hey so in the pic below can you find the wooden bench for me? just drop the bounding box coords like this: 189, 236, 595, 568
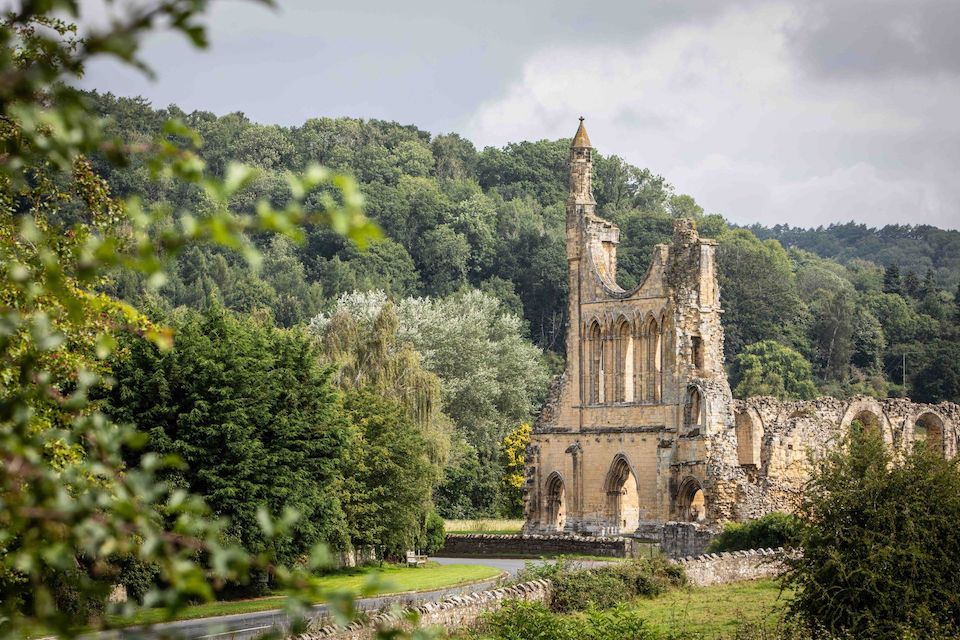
406, 550, 428, 567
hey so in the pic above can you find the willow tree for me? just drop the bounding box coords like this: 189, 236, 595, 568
312, 296, 452, 472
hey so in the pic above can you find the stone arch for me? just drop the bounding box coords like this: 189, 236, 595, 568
840, 400, 893, 446
675, 476, 706, 522
588, 320, 603, 404
735, 408, 762, 466
603, 454, 641, 534
544, 471, 566, 532
613, 316, 633, 403
683, 385, 705, 435
913, 412, 946, 457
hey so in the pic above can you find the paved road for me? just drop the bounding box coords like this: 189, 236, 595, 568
99, 557, 613, 640
100, 559, 523, 640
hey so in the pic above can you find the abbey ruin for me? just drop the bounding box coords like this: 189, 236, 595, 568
522, 119, 960, 535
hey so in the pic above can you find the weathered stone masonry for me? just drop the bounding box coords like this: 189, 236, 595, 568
524, 119, 959, 533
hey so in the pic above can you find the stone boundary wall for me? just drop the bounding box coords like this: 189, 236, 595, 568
298, 548, 783, 639
635, 521, 718, 558
298, 579, 552, 640
440, 533, 636, 558
674, 547, 785, 587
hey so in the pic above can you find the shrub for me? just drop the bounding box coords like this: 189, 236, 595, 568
478, 600, 655, 640
707, 512, 801, 553
117, 556, 161, 604
46, 567, 107, 622
513, 556, 583, 583
783, 425, 960, 639
550, 557, 684, 613
419, 510, 446, 554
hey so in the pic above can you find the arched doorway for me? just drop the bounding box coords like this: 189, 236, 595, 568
604, 455, 640, 534
676, 476, 706, 522
544, 472, 566, 532
914, 412, 945, 456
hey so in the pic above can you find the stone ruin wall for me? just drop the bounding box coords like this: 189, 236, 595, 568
524, 120, 960, 534
709, 396, 960, 521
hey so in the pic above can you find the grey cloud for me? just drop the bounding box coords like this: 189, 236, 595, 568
71, 0, 960, 229
787, 0, 960, 78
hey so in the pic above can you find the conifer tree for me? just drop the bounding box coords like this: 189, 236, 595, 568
109, 303, 355, 564
882, 263, 901, 295
903, 270, 922, 298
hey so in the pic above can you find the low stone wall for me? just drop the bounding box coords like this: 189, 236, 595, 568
298, 579, 552, 640
298, 547, 783, 639
655, 521, 718, 558
440, 533, 636, 558
674, 547, 784, 587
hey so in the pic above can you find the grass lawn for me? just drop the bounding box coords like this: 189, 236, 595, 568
444, 519, 524, 534
628, 579, 791, 637
111, 562, 503, 628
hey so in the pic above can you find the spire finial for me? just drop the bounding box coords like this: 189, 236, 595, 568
571, 116, 592, 149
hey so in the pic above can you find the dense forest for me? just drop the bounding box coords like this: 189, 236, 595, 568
83, 91, 960, 526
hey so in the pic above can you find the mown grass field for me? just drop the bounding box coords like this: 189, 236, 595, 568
112, 562, 503, 627
626, 579, 790, 637
444, 519, 525, 534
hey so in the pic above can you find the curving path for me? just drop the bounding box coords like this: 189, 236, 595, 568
99, 561, 506, 640
96, 557, 608, 640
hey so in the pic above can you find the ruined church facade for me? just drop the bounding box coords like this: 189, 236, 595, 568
523, 120, 960, 535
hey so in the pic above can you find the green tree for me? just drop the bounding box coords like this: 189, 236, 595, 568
809, 288, 856, 381
310, 295, 452, 471
784, 426, 960, 638
433, 438, 500, 517
730, 341, 818, 400
431, 133, 477, 181
851, 306, 886, 372
499, 423, 531, 518
882, 263, 901, 294
107, 304, 354, 564
342, 390, 435, 559
912, 341, 960, 403
417, 224, 470, 296
717, 231, 806, 358
903, 270, 921, 298
954, 283, 960, 323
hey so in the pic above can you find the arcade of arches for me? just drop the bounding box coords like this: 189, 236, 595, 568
523, 119, 960, 535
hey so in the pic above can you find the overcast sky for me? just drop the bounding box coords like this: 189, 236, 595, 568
74, 0, 960, 230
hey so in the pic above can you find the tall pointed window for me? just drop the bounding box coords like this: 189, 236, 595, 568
589, 321, 603, 404
645, 317, 660, 403
614, 319, 633, 403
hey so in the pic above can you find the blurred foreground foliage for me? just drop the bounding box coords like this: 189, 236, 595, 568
0, 2, 432, 638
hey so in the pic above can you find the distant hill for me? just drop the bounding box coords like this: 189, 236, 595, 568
84, 91, 960, 403
746, 222, 960, 290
